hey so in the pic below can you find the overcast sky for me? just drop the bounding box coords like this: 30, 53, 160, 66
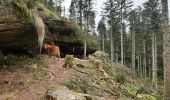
62, 0, 170, 26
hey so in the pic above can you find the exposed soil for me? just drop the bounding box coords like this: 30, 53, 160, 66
0, 58, 73, 100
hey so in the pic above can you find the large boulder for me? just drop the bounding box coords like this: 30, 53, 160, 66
45, 85, 106, 100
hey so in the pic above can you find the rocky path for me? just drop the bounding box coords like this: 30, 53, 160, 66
2, 58, 73, 100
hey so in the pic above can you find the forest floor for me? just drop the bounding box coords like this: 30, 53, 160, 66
0, 56, 73, 100
0, 52, 164, 100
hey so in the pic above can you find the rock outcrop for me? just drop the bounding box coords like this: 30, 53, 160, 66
0, 0, 97, 56
0, 4, 36, 51
46, 86, 106, 100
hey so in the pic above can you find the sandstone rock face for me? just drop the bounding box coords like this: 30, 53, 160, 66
0, 3, 36, 51
0, 1, 97, 56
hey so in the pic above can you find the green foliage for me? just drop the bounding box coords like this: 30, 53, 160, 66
39, 95, 45, 100
135, 94, 157, 100
30, 66, 47, 80
65, 55, 74, 67
36, 2, 60, 20
60, 16, 68, 21
113, 72, 127, 84
66, 81, 79, 91
103, 64, 114, 76
91, 51, 109, 61
137, 85, 154, 95
69, 20, 98, 48
124, 83, 139, 96
86, 34, 99, 48
96, 78, 110, 88
135, 78, 163, 99
11, 0, 32, 22
69, 0, 96, 31
152, 94, 163, 100
69, 20, 85, 41
46, 84, 58, 91
65, 80, 88, 93
35, 54, 49, 63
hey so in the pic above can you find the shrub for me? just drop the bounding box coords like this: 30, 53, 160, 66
92, 51, 109, 60
65, 55, 74, 67
65, 80, 88, 93
124, 83, 139, 96
69, 20, 98, 48
113, 72, 127, 84
136, 85, 154, 95
103, 64, 114, 76
114, 64, 133, 77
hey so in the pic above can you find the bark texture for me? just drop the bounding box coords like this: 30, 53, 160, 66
161, 0, 170, 99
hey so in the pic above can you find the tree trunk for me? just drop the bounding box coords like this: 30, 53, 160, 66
137, 54, 140, 75
120, 2, 124, 65
124, 49, 126, 65
79, 0, 83, 29
155, 35, 158, 89
161, 0, 170, 98
115, 44, 119, 63
79, 0, 86, 59
162, 2, 170, 100
120, 16, 124, 65
143, 41, 147, 77
84, 40, 87, 59
152, 32, 157, 88
102, 35, 105, 52
132, 31, 136, 75
152, 32, 155, 82
110, 21, 113, 64
139, 55, 142, 78
148, 58, 151, 78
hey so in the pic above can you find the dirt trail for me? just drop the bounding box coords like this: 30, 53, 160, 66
0, 58, 73, 100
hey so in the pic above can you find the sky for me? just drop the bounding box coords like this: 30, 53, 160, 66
62, 0, 170, 27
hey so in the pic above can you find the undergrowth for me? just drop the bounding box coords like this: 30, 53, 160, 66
65, 80, 88, 93
113, 72, 127, 84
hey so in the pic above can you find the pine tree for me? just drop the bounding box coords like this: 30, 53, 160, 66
55, 0, 64, 16
103, 0, 132, 64
103, 0, 120, 63
129, 9, 136, 75
97, 16, 106, 52
118, 0, 133, 65
69, 0, 95, 59
143, 0, 161, 87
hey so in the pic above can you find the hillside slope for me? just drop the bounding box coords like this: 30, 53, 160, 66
0, 51, 163, 100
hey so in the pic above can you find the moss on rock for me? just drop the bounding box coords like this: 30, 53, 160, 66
11, 0, 32, 22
